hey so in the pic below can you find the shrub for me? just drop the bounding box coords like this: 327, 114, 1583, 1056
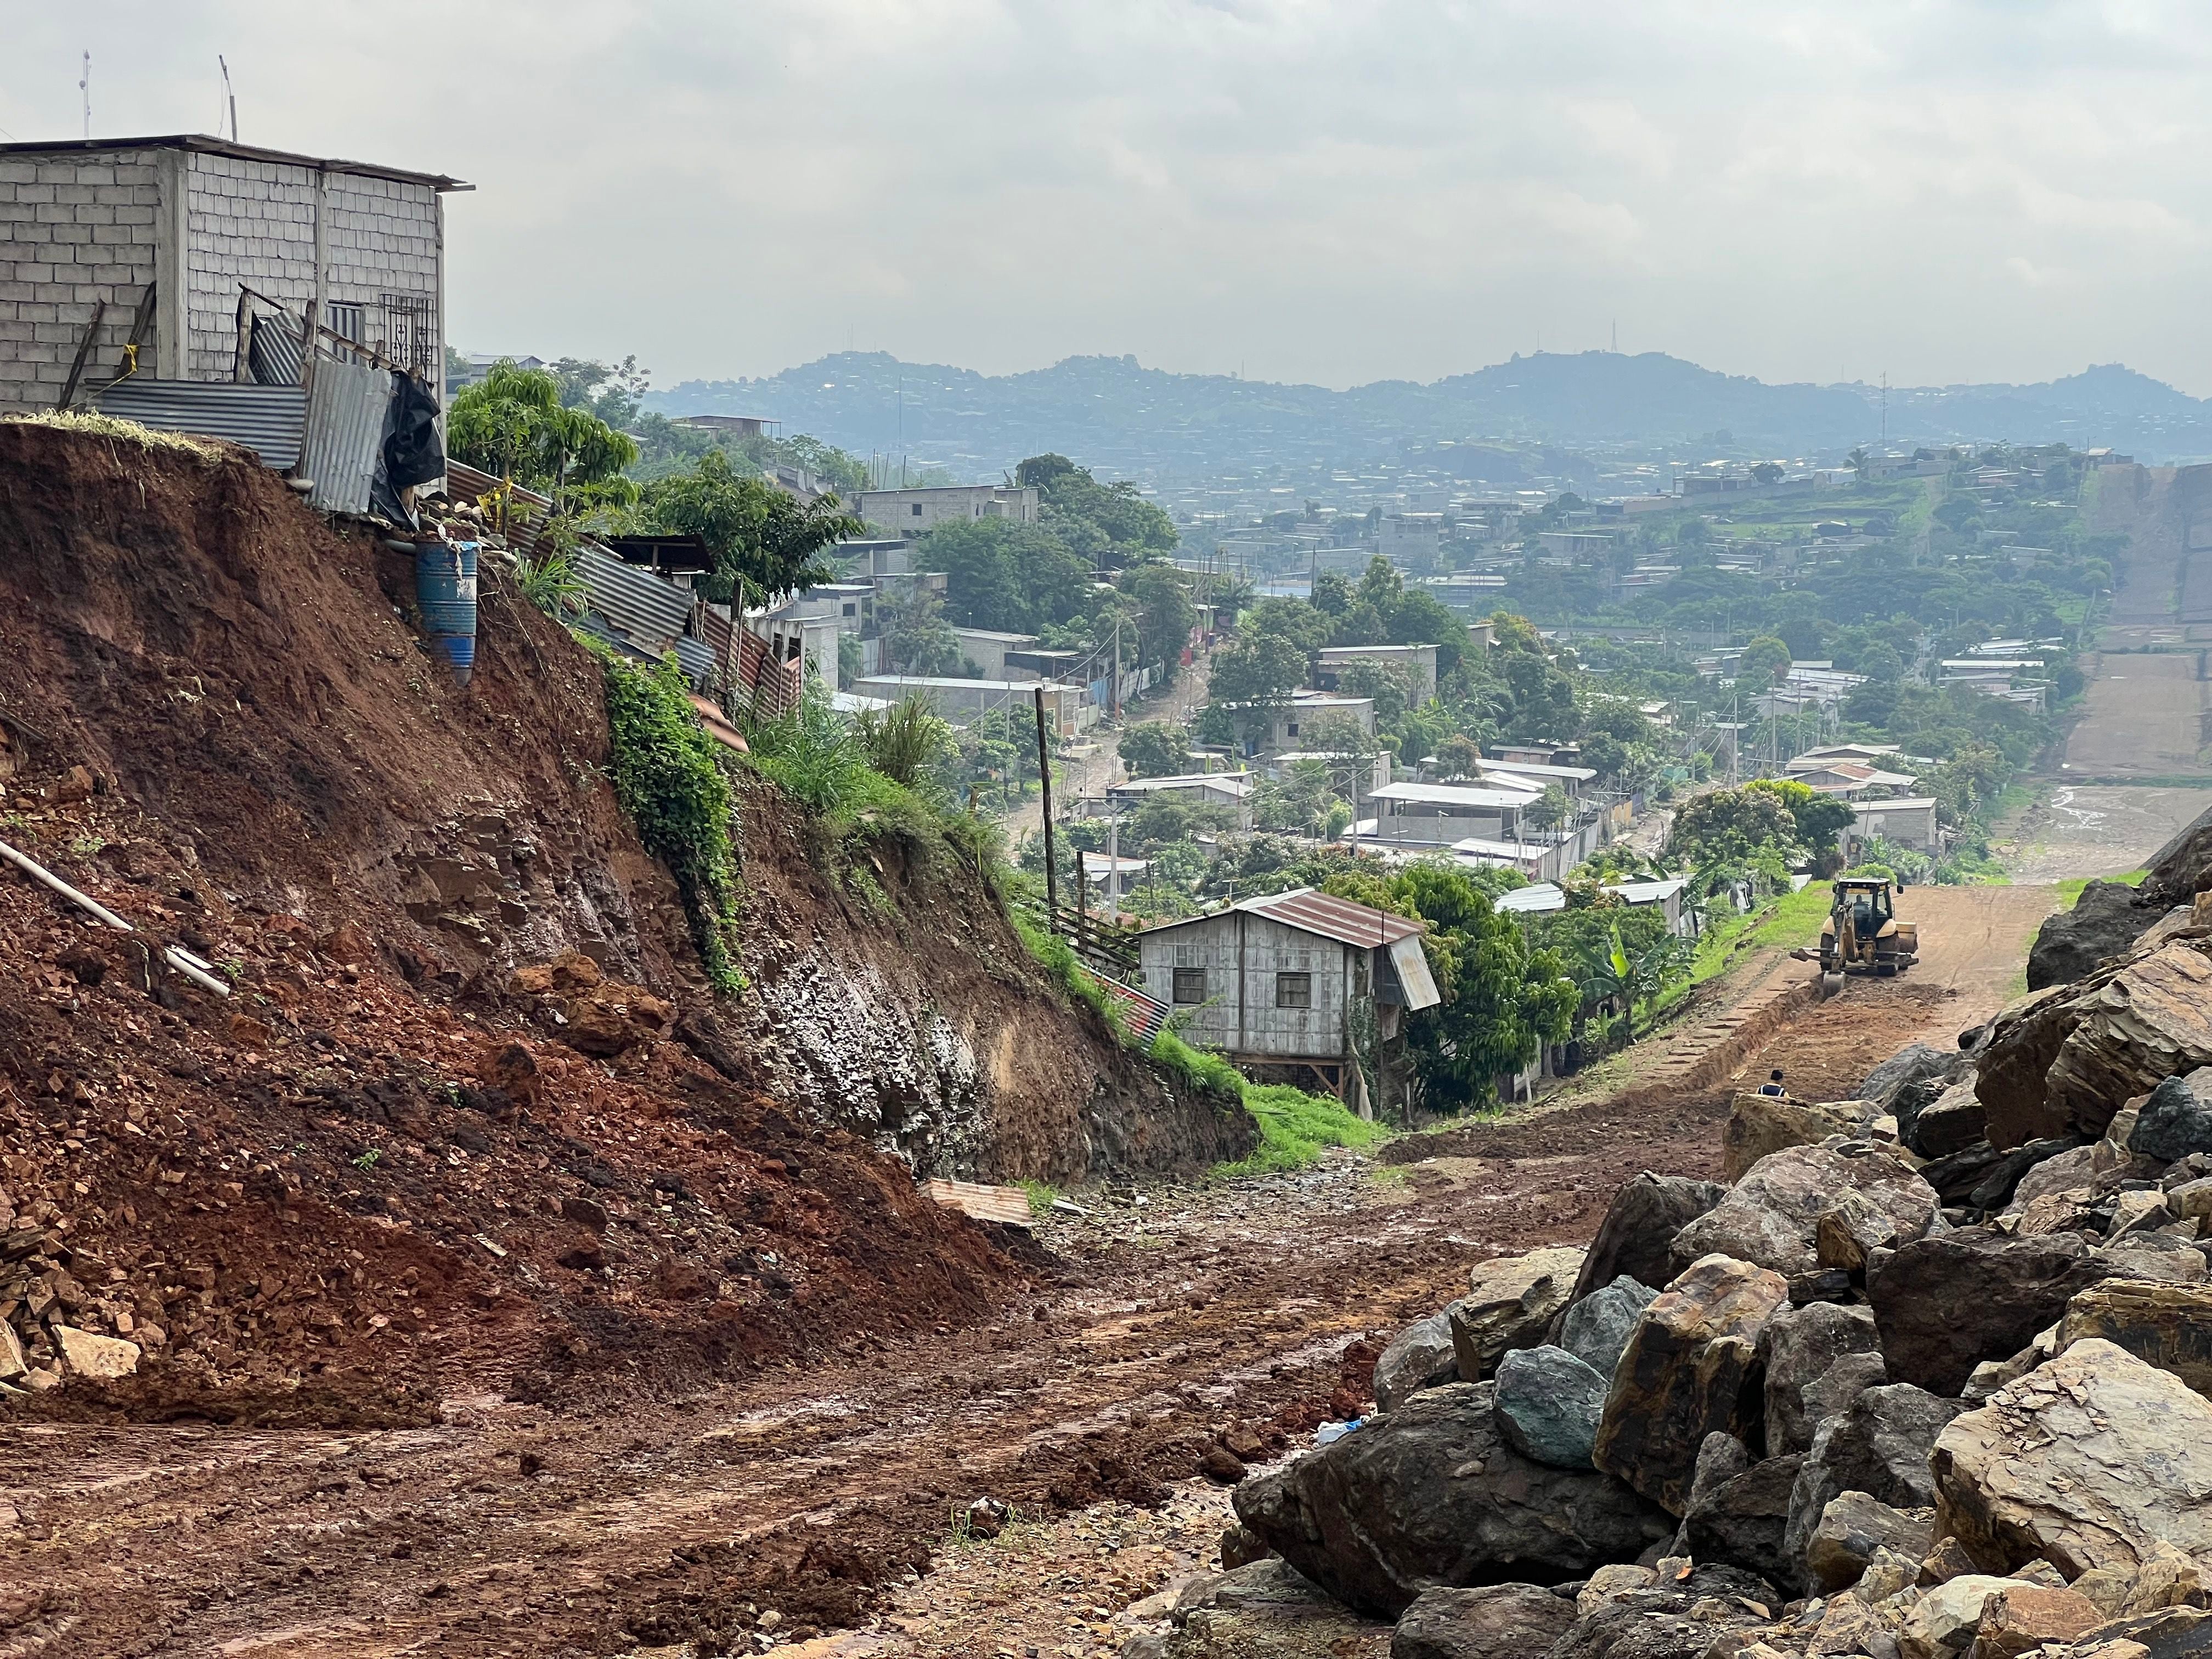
1213, 1082, 1388, 1177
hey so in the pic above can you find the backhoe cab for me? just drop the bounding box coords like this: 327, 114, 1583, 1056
1791, 877, 1918, 997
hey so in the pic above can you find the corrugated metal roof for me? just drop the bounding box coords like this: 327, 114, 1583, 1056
674, 634, 716, 689
246, 311, 303, 386
1239, 887, 1424, 947
577, 544, 693, 654
302, 355, 390, 515
92, 380, 305, 468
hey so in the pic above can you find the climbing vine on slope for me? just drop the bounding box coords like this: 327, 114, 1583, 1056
590, 645, 746, 995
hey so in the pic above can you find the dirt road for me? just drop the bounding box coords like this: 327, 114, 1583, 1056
999, 654, 1214, 840
1998, 783, 2212, 882
1, 884, 2058, 1658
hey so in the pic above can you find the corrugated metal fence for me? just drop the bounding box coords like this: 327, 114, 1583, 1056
91, 380, 307, 469
301, 357, 390, 515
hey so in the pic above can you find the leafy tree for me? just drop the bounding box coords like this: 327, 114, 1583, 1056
1312, 570, 1352, 616
1116, 562, 1198, 681
1319, 862, 1577, 1113
1210, 629, 1308, 707
878, 586, 961, 675
1015, 453, 1177, 563
1745, 777, 1855, 855
1438, 733, 1483, 778
1119, 721, 1190, 778
551, 355, 651, 428
641, 450, 861, 604
1523, 783, 1572, 833
1737, 635, 1793, 687
1299, 712, 1379, 755
449, 359, 640, 508
1749, 461, 1784, 485
1666, 785, 1801, 866
915, 518, 1094, 634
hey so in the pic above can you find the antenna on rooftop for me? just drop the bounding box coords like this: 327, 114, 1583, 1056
80, 52, 91, 138
219, 55, 238, 140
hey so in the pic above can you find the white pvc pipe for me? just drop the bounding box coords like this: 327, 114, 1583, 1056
0, 836, 230, 997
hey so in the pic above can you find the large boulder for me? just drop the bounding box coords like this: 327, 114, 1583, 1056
1898, 1573, 2028, 1659
1912, 1078, 1994, 1161
1967, 1581, 2108, 1659
1591, 1254, 1790, 1514
1560, 1276, 1658, 1381
1801, 1350, 1889, 1429
1977, 945, 2212, 1149
1759, 1301, 1881, 1455
1679, 1447, 1804, 1593
1390, 1583, 1575, 1659
1493, 1345, 1607, 1470
1785, 1383, 1966, 1584
1723, 1093, 1866, 1182
1376, 1313, 1461, 1413
1565, 1175, 1729, 1302
1233, 1380, 1674, 1619
1932, 1338, 2212, 1578
2143, 799, 2212, 904
1870, 1229, 2123, 1396
1967, 1138, 2089, 1212
1670, 1142, 1940, 1279
1448, 1246, 1585, 1382
1860, 1042, 1966, 1116
2057, 1279, 2212, 1396
2129, 1068, 2212, 1164
1805, 1492, 1936, 1593
2004, 1146, 2100, 1215
2027, 881, 2159, 992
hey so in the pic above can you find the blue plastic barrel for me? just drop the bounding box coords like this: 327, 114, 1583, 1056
415, 541, 479, 687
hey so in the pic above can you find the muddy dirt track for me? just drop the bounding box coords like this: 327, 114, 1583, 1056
0, 884, 2058, 1659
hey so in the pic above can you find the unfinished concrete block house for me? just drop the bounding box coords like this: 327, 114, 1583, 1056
0, 134, 465, 416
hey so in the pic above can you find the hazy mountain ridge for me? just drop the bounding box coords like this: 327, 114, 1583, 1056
646, 350, 2212, 476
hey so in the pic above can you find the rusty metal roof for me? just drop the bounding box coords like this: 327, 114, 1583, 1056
1141, 886, 1421, 949
1239, 887, 1424, 947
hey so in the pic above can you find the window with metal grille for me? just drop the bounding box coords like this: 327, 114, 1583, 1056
1275, 971, 1312, 1009
375, 291, 438, 377
1172, 968, 1207, 1005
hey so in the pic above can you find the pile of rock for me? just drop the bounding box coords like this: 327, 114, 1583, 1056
1164, 806, 2212, 1659
0, 1216, 147, 1394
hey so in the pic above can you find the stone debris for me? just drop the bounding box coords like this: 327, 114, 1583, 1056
1447, 1246, 1587, 1383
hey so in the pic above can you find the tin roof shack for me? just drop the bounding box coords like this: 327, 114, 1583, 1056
1316, 643, 1439, 703
1138, 888, 1439, 1114
0, 134, 465, 415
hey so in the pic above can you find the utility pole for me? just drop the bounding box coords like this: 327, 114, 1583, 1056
1033, 686, 1058, 927
80, 52, 92, 138
1111, 615, 1121, 720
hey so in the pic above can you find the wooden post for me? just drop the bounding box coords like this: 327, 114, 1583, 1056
1033, 685, 1058, 926
54, 298, 107, 410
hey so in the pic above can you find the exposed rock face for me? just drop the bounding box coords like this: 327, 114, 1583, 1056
1807, 1492, 1936, 1594
2027, 881, 2158, 992
2005, 1146, 2100, 1215
1724, 1094, 1867, 1182
2144, 800, 2212, 903
1566, 1175, 1729, 1302
1977, 945, 2212, 1149
1967, 1582, 2107, 1659
1592, 1254, 1790, 1514
2057, 1279, 2212, 1395
2128, 1068, 2212, 1163
1233, 1381, 1674, 1618
1899, 1574, 2023, 1659
1561, 1276, 1658, 1381
1493, 1345, 1608, 1470
1670, 1143, 1939, 1280
1786, 1384, 1966, 1585
1931, 1339, 2212, 1577
1870, 1230, 2121, 1397
1760, 1301, 1882, 1455
1375, 1312, 1461, 1413
1449, 1247, 1585, 1383
1389, 1583, 1576, 1659
1801, 1350, 1888, 1429
1679, 1448, 1803, 1593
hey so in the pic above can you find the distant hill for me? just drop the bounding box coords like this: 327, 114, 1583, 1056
646, 351, 2212, 478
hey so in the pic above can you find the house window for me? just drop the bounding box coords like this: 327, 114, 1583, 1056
911, 503, 924, 517
326, 302, 364, 343
1172, 968, 1207, 1005
1275, 971, 1312, 1009
1285, 722, 1300, 737
842, 603, 857, 617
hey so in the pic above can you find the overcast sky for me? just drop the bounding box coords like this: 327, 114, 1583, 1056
8, 2, 2212, 394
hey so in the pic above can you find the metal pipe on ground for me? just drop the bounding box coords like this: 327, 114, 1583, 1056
0, 836, 231, 997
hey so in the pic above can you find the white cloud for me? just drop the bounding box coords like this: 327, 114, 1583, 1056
4, 0, 2212, 390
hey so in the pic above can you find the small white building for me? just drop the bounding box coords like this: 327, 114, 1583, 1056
952, 627, 1040, 680
852, 674, 1087, 735
1106, 771, 1255, 830
859, 484, 1039, 539
1848, 796, 1939, 853
1365, 781, 1538, 846
1081, 851, 1153, 899
1316, 643, 1440, 703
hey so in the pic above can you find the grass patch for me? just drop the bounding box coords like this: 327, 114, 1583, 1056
1746, 881, 1833, 950
1009, 906, 1125, 1035
5, 408, 221, 458
1149, 1028, 1244, 1096
1016, 1178, 1060, 1218
2055, 869, 2148, 908
1212, 1081, 1389, 1178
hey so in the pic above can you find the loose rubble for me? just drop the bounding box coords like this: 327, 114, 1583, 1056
1169, 800, 2212, 1659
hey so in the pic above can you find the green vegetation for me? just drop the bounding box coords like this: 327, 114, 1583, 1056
2056, 869, 2148, 907
1211, 1082, 1390, 1178
450, 359, 639, 510
637, 450, 864, 606
592, 646, 745, 994
1017, 1178, 1061, 1218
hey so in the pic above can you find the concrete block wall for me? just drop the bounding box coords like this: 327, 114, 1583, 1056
182, 151, 318, 379
0, 152, 161, 414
